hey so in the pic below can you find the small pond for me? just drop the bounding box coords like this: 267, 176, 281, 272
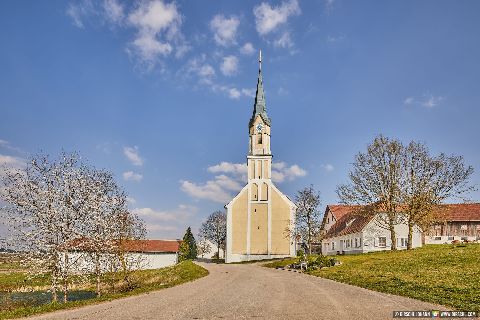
0, 290, 96, 307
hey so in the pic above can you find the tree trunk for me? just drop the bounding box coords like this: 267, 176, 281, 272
407, 220, 414, 250
390, 225, 397, 250
217, 242, 220, 259
63, 252, 69, 303
307, 231, 312, 255
307, 214, 312, 255
95, 254, 101, 297
52, 268, 58, 303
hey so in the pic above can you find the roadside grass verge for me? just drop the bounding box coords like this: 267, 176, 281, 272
0, 260, 208, 319
265, 245, 480, 313
262, 257, 299, 268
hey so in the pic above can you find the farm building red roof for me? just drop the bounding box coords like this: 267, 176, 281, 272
65, 239, 182, 253
121, 240, 182, 253
432, 203, 480, 221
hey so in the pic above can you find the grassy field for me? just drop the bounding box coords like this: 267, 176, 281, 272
0, 260, 208, 319
264, 244, 480, 313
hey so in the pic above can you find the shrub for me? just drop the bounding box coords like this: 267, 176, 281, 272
297, 250, 305, 260
306, 255, 338, 271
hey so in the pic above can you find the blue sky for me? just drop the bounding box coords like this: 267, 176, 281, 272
1, 0, 479, 240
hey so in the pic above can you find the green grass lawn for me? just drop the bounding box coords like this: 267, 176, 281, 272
0, 260, 208, 319
264, 244, 480, 313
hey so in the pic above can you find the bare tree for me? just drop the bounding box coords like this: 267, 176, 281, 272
337, 135, 404, 250
197, 234, 212, 258
1, 151, 146, 301
401, 141, 474, 248
1, 152, 88, 302
294, 185, 321, 255
199, 211, 226, 259
77, 168, 145, 297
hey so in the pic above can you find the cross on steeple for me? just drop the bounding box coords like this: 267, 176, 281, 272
259, 50, 262, 71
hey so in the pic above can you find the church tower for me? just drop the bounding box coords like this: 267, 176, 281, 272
225, 51, 296, 263
248, 50, 272, 196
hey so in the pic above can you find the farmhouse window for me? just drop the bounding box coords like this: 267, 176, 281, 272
378, 237, 386, 247
332, 242, 335, 250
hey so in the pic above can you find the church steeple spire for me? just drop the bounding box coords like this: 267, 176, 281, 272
249, 50, 271, 128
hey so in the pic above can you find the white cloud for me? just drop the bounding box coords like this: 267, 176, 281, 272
212, 85, 254, 100
198, 64, 215, 77
271, 162, 307, 183
220, 55, 239, 76
184, 55, 216, 84
126, 196, 136, 204
0, 154, 26, 199
123, 171, 143, 182
325, 0, 335, 11
404, 97, 414, 105
421, 95, 444, 108
208, 162, 248, 178
253, 0, 300, 35
180, 175, 241, 204
240, 42, 255, 55
103, 0, 124, 24
403, 94, 444, 108
210, 14, 240, 47
321, 164, 334, 172
66, 0, 188, 70
123, 146, 143, 166
132, 205, 196, 222
327, 34, 345, 43
181, 161, 306, 203
127, 0, 185, 66
145, 224, 178, 233
0, 139, 23, 154
228, 88, 241, 99
132, 204, 198, 237
277, 87, 288, 96
274, 31, 293, 48
66, 1, 93, 28
241, 88, 256, 98
0, 154, 25, 175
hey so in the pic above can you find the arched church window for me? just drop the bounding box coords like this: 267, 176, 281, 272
252, 183, 258, 200
261, 182, 268, 201
257, 133, 262, 144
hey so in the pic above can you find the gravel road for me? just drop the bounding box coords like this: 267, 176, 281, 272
27, 261, 443, 320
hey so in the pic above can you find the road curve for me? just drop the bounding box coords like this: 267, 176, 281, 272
27, 262, 443, 320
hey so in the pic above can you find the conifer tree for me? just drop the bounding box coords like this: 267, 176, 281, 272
180, 227, 197, 260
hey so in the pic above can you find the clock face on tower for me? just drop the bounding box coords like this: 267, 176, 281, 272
256, 123, 263, 133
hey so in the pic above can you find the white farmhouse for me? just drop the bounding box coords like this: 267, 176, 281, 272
320, 205, 422, 255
